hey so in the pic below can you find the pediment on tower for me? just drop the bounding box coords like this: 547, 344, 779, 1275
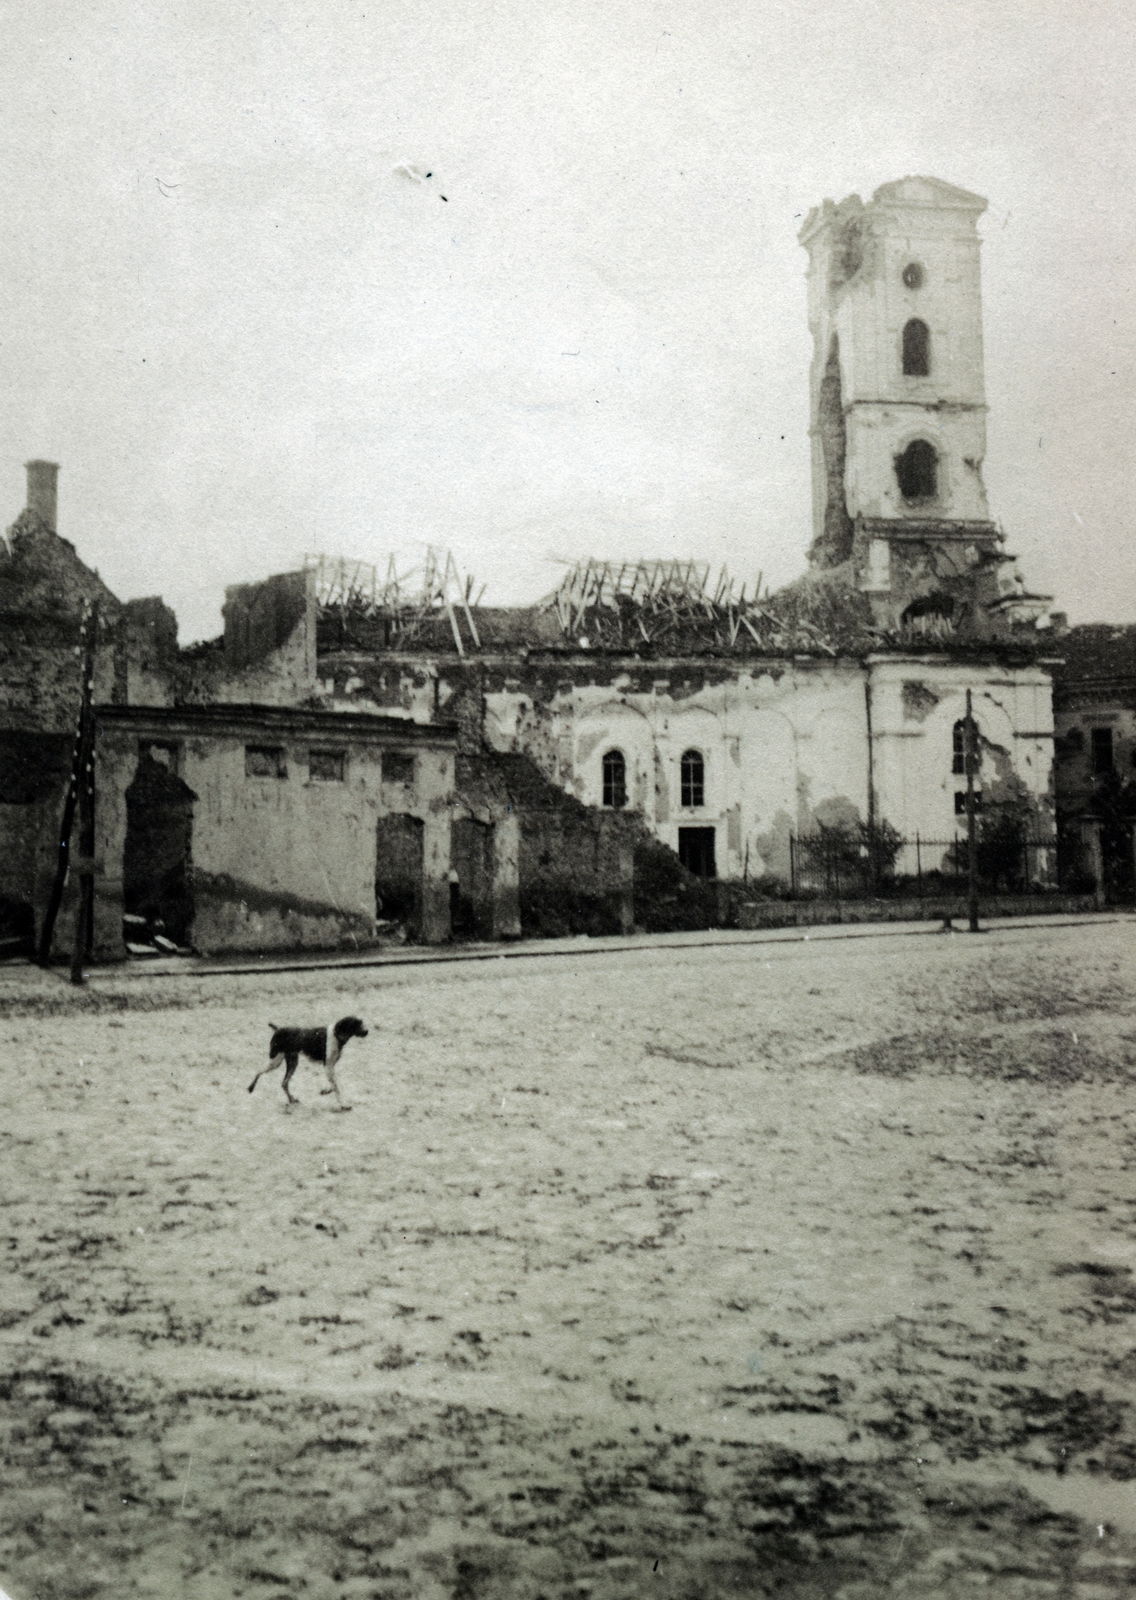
871, 176, 987, 214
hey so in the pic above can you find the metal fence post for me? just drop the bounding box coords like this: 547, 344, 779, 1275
965, 688, 980, 932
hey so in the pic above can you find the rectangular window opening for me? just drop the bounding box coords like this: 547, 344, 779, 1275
140, 740, 181, 773
382, 750, 416, 786
245, 745, 287, 779
309, 749, 346, 783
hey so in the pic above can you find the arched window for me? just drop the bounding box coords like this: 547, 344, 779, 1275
680, 749, 705, 808
896, 439, 937, 500
953, 718, 981, 776
602, 749, 627, 809
952, 717, 983, 815
902, 318, 930, 376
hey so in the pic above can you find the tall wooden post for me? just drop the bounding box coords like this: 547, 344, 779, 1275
965, 689, 980, 933
1083, 820, 1106, 911
70, 653, 97, 985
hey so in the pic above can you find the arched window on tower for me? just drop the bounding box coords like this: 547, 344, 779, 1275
896, 439, 937, 501
680, 749, 705, 808
902, 318, 930, 376
602, 749, 627, 809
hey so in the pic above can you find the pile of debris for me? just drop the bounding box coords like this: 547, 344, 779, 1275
543, 558, 879, 655
122, 912, 191, 959
308, 548, 485, 655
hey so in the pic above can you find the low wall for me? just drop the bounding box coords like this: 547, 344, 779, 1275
192, 870, 378, 956
736, 894, 1101, 930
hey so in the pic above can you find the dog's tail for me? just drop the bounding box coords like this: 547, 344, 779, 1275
267, 1021, 277, 1029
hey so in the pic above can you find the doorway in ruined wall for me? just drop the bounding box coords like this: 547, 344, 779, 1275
678, 826, 717, 879
450, 817, 494, 938
376, 814, 425, 938
123, 747, 196, 946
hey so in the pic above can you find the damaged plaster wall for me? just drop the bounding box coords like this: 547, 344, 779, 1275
322, 653, 874, 885
210, 569, 318, 706
92, 712, 457, 958
869, 657, 1055, 852
316, 635, 1058, 886
852, 530, 1012, 642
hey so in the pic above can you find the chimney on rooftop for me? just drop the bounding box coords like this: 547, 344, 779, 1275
25, 460, 59, 530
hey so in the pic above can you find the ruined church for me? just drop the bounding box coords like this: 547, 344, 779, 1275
0, 177, 1059, 960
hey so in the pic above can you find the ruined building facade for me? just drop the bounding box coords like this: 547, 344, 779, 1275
326, 176, 1055, 886
0, 177, 1060, 960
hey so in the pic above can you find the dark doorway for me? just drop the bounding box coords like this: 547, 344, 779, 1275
0, 896, 34, 958
124, 749, 196, 945
450, 817, 494, 938
376, 813, 425, 937
678, 826, 716, 879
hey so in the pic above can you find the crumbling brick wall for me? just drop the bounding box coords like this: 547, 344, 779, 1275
810, 337, 854, 567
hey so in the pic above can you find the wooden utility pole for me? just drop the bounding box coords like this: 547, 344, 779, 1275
69, 655, 97, 985
965, 688, 980, 933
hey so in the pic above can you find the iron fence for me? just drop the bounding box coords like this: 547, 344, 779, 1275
788, 829, 1060, 900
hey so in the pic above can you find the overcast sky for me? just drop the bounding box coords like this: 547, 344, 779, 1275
1, 0, 1133, 642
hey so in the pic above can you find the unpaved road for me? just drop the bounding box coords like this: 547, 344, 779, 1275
2, 920, 1136, 1598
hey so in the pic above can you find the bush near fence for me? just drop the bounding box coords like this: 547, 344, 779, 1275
789, 819, 1062, 901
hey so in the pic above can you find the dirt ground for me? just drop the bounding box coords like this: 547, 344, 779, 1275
3, 919, 1136, 1599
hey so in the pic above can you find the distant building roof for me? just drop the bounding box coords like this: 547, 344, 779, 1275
1050, 624, 1136, 688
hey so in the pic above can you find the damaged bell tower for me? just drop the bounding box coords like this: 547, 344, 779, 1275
799, 176, 1045, 638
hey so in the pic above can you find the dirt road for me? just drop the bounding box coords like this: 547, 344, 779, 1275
2, 920, 1136, 1597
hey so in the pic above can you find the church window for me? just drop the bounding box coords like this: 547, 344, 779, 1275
902, 318, 930, 376
602, 749, 627, 808
902, 261, 924, 289
953, 718, 981, 779
896, 439, 937, 500
680, 749, 705, 808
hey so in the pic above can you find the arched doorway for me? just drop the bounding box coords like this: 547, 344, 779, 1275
376, 813, 425, 938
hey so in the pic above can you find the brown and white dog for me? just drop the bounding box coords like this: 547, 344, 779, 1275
248, 1016, 369, 1109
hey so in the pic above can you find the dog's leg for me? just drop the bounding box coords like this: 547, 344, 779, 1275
282, 1054, 301, 1106
321, 1057, 348, 1109
249, 1053, 284, 1095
